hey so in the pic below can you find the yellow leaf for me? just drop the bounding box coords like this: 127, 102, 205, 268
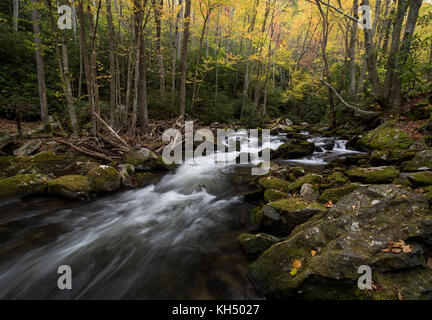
290, 268, 298, 276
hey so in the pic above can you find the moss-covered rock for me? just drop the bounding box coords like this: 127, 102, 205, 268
358, 121, 415, 151
47, 175, 90, 199
371, 149, 417, 166
321, 171, 349, 189
122, 148, 175, 172
319, 183, 362, 203
248, 185, 432, 300
133, 172, 160, 187
260, 198, 325, 236
264, 189, 289, 202
408, 101, 431, 121
401, 150, 432, 172
0, 173, 47, 199
345, 166, 400, 184
273, 140, 315, 159
289, 174, 323, 192
258, 177, 291, 192
238, 233, 282, 256
407, 171, 432, 187
87, 165, 121, 194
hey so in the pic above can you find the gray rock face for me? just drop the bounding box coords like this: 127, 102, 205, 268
300, 183, 319, 201
238, 233, 282, 255
249, 185, 432, 300
13, 139, 42, 156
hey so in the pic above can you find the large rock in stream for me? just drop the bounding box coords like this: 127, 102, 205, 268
272, 140, 315, 159
248, 185, 432, 300
122, 148, 175, 172
0, 173, 48, 199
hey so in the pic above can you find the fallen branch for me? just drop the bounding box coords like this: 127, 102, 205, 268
320, 78, 379, 117
54, 138, 113, 162
94, 113, 131, 149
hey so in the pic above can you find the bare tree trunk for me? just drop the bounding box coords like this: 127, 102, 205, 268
392, 0, 422, 109
348, 0, 358, 99
179, 0, 191, 118
153, 0, 166, 99
428, 39, 432, 83
171, 0, 182, 98
61, 30, 79, 137
106, 0, 117, 127
78, 1, 96, 135
13, 0, 19, 31
30, 0, 49, 130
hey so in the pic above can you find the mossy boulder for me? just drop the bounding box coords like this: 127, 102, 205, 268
289, 174, 323, 192
401, 150, 432, 172
358, 121, 414, 151
87, 165, 121, 194
345, 166, 400, 184
0, 173, 47, 199
258, 177, 291, 192
273, 140, 315, 159
133, 172, 160, 187
408, 101, 431, 121
47, 175, 90, 199
260, 198, 325, 236
122, 148, 175, 172
407, 171, 432, 187
238, 233, 282, 256
248, 185, 432, 299
264, 189, 289, 202
321, 171, 349, 189
319, 183, 362, 203
371, 149, 417, 166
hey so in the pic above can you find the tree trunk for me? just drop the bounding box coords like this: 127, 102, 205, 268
179, 0, 191, 118
348, 0, 358, 99
30, 0, 49, 130
13, 0, 19, 32
61, 30, 79, 137
106, 0, 117, 127
78, 1, 97, 135
391, 0, 422, 109
153, 0, 166, 99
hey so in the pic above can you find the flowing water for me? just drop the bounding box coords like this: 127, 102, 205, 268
0, 132, 359, 299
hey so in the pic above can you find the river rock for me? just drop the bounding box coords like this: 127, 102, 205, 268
122, 148, 175, 172
401, 149, 432, 172
118, 164, 136, 188
285, 119, 293, 126
319, 183, 362, 203
47, 175, 91, 199
260, 198, 325, 236
13, 139, 42, 156
264, 189, 289, 202
407, 171, 432, 187
87, 165, 121, 194
288, 174, 323, 192
248, 185, 432, 300
300, 183, 319, 201
273, 140, 315, 159
238, 233, 282, 256
258, 177, 291, 192
345, 166, 400, 184
357, 121, 415, 151
0, 173, 48, 199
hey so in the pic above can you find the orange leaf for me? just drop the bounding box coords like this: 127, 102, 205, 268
292, 259, 302, 269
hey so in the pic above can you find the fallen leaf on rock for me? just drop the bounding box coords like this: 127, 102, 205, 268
392, 248, 402, 253
311, 250, 317, 257
402, 245, 413, 253
290, 268, 298, 276
381, 248, 391, 253
351, 205, 356, 210
324, 200, 334, 208
292, 259, 302, 269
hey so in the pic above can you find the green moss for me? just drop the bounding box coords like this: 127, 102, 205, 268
238, 233, 281, 255
289, 174, 323, 192
269, 198, 326, 212
250, 207, 263, 226
359, 121, 414, 151
47, 175, 90, 199
258, 177, 291, 192
31, 152, 68, 163
319, 184, 361, 203
264, 189, 290, 202
345, 166, 400, 184
0, 173, 47, 199
407, 171, 432, 187
87, 166, 121, 194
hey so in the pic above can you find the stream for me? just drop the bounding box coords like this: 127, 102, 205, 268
0, 132, 361, 299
